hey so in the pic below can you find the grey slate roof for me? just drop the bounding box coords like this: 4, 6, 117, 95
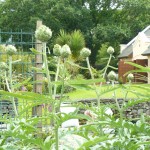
118, 44, 133, 58
118, 26, 150, 59
142, 46, 150, 56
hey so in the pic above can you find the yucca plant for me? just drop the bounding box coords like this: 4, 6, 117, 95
69, 30, 85, 60
55, 29, 85, 60
55, 30, 70, 46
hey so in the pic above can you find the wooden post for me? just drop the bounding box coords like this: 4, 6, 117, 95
32, 20, 43, 117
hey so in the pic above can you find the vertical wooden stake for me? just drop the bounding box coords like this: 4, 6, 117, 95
32, 20, 43, 118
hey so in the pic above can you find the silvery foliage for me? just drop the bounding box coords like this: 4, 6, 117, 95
80, 47, 91, 58
61, 44, 71, 58
127, 73, 134, 81
35, 25, 52, 42
6, 45, 17, 56
107, 46, 114, 55
53, 44, 61, 56
107, 71, 117, 81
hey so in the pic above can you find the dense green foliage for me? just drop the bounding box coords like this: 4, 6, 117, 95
0, 26, 150, 149
0, 51, 150, 149
55, 30, 85, 59
0, 0, 150, 65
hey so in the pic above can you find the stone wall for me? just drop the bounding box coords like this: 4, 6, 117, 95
0, 98, 149, 120
78, 98, 150, 119
0, 100, 18, 118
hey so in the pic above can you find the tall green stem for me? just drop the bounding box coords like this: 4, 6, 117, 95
112, 81, 123, 121
42, 43, 61, 150
86, 57, 104, 135
53, 57, 61, 150
5, 71, 11, 92
55, 126, 59, 150
9, 56, 18, 116
102, 54, 112, 79
120, 82, 131, 116
86, 57, 94, 79
53, 59, 66, 150
58, 59, 66, 111
53, 57, 61, 99
98, 54, 113, 116
43, 42, 52, 98
86, 57, 100, 108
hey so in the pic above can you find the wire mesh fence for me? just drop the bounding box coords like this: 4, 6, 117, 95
0, 29, 40, 129
0, 29, 36, 78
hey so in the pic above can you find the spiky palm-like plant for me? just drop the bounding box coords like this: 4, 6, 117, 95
55, 30, 85, 60
69, 30, 85, 60
55, 30, 70, 46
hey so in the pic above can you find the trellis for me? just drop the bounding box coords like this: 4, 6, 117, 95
0, 28, 35, 77
0, 21, 44, 122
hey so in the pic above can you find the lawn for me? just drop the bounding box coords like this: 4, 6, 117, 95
67, 83, 150, 100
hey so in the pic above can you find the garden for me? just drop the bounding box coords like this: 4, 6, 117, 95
0, 23, 150, 150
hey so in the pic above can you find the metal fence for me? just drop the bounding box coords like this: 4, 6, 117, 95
0, 29, 38, 129
0, 29, 36, 76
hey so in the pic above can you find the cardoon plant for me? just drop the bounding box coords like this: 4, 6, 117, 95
35, 25, 52, 97
5, 45, 18, 116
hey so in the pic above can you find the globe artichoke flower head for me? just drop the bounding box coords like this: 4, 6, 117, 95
127, 73, 134, 81
107, 46, 114, 55
107, 71, 117, 81
35, 25, 52, 42
53, 44, 62, 56
61, 44, 71, 58
80, 47, 91, 59
6, 45, 17, 56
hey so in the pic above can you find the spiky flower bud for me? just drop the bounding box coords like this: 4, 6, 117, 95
107, 46, 114, 55
61, 44, 71, 58
107, 71, 117, 81
80, 47, 91, 58
6, 45, 17, 56
35, 25, 52, 42
0, 62, 8, 70
53, 44, 61, 56
127, 73, 134, 81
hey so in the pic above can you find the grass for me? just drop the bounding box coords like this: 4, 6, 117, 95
0, 83, 149, 117
66, 83, 150, 100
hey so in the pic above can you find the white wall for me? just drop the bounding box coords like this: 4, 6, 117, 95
148, 56, 150, 84
132, 33, 150, 60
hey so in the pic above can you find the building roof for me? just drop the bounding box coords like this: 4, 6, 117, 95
118, 44, 133, 58
142, 46, 150, 56
118, 25, 150, 58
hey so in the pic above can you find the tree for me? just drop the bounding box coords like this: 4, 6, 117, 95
91, 23, 130, 64
96, 42, 119, 69
0, 0, 150, 66
55, 30, 85, 60
55, 30, 70, 46
120, 0, 150, 36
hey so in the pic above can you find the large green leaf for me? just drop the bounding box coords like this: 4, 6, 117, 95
66, 60, 88, 70
125, 62, 150, 75
77, 136, 111, 149
68, 78, 105, 85
0, 90, 52, 101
